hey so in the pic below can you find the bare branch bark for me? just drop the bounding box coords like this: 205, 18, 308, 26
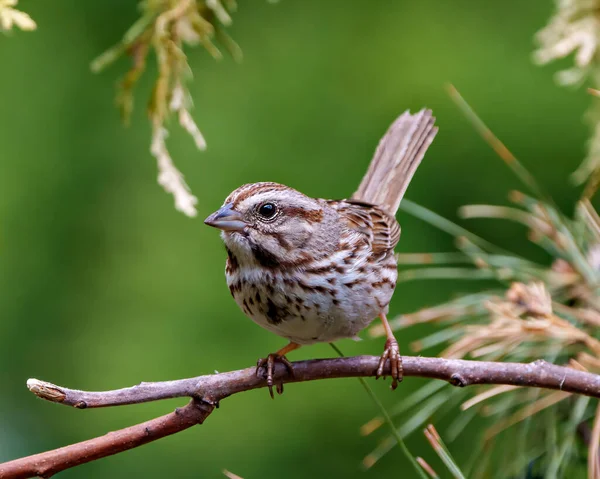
2, 355, 600, 478
0, 400, 213, 479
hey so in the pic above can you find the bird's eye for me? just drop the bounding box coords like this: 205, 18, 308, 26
257, 202, 277, 219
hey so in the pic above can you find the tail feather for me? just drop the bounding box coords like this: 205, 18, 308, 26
352, 109, 437, 215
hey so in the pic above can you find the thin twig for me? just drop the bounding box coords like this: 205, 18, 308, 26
2, 355, 600, 478
0, 399, 213, 479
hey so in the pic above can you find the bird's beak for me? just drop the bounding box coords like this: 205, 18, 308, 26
204, 203, 247, 232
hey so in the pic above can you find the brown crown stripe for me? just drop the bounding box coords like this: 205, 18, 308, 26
229, 183, 289, 206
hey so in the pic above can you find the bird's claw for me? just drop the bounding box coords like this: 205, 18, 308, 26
256, 354, 295, 398
376, 338, 403, 390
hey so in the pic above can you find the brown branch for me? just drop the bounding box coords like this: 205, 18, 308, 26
2, 355, 600, 478
0, 399, 213, 479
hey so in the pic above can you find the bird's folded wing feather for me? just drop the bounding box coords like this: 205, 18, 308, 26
327, 200, 400, 257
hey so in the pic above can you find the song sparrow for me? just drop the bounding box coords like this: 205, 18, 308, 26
205, 109, 437, 397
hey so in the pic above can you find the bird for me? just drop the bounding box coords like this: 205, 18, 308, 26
204, 109, 437, 397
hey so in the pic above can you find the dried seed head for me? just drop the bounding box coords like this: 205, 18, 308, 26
505, 282, 552, 318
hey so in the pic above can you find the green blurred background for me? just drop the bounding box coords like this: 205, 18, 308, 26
0, 0, 592, 477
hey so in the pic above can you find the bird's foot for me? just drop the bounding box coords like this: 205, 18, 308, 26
256, 353, 295, 398
376, 337, 403, 390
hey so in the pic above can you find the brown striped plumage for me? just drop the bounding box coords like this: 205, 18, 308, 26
205, 109, 437, 396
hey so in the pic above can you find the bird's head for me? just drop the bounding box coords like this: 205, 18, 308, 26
204, 182, 339, 268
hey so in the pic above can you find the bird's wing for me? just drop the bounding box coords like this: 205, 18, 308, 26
326, 199, 400, 257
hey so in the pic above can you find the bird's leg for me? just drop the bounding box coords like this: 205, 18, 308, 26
376, 313, 403, 390
256, 342, 301, 398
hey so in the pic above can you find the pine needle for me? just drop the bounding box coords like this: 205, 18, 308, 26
329, 343, 428, 479
400, 199, 510, 255
446, 84, 553, 206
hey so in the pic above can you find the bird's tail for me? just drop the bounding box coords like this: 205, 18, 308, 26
352, 109, 437, 215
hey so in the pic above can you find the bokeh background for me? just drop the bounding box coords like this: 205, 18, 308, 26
0, 0, 593, 477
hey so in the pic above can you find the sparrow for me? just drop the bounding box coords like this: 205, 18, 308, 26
205, 109, 437, 396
